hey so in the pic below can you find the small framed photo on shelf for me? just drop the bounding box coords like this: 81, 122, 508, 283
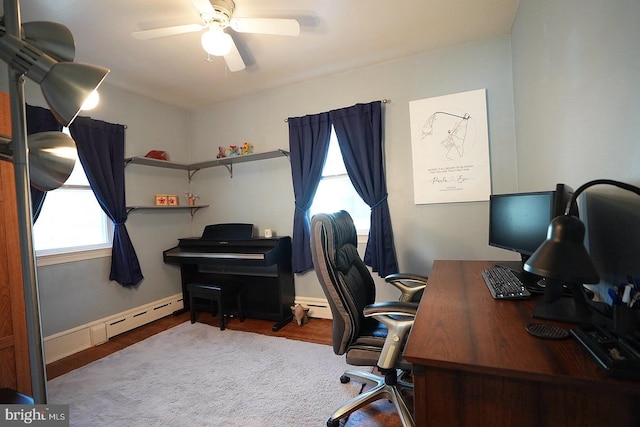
154, 194, 168, 206
167, 195, 179, 206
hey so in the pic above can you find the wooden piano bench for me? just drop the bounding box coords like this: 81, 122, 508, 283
187, 282, 245, 331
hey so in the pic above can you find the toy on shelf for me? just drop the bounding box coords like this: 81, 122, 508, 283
217, 146, 226, 158
241, 142, 253, 155
228, 145, 241, 156
145, 150, 169, 160
185, 192, 200, 206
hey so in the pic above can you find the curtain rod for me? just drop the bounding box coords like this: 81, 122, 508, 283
284, 99, 389, 122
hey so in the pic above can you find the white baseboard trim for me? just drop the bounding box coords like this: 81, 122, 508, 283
44, 294, 328, 364
44, 293, 184, 364
295, 296, 332, 320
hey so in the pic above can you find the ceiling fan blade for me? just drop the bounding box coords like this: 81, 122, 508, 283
230, 18, 300, 36
191, 0, 215, 14
224, 38, 246, 72
132, 24, 205, 40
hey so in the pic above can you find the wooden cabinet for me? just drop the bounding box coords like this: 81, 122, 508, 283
0, 91, 31, 396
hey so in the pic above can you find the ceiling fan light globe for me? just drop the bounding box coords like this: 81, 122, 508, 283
201, 29, 232, 56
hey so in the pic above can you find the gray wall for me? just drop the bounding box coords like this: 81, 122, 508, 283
511, 0, 640, 189
1, 0, 637, 336
188, 35, 518, 301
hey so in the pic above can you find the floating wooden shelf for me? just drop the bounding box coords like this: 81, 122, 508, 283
126, 205, 209, 218
125, 149, 289, 179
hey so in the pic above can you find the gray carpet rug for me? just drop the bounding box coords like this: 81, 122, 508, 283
47, 321, 365, 426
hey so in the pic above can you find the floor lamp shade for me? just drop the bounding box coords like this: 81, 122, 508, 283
22, 21, 75, 62
0, 30, 109, 126
40, 62, 109, 126
28, 131, 76, 191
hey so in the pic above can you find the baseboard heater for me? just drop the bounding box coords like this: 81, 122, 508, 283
45, 294, 330, 364
294, 297, 331, 320
44, 294, 183, 364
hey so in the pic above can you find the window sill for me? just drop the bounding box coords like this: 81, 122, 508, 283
36, 247, 111, 266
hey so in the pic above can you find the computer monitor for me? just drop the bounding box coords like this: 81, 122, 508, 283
553, 183, 576, 217
489, 190, 555, 265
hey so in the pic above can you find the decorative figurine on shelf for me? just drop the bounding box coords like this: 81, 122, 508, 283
241, 141, 253, 155
228, 145, 241, 156
145, 150, 169, 160
184, 192, 200, 206
167, 195, 179, 206
217, 146, 226, 158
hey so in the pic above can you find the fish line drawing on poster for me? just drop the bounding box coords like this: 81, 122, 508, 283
420, 110, 477, 161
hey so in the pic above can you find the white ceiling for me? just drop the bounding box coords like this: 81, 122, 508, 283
5, 0, 519, 110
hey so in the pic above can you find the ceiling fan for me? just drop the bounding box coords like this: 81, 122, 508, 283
131, 0, 300, 72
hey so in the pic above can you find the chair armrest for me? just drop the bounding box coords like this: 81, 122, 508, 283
363, 301, 418, 370
363, 301, 418, 318
385, 273, 428, 302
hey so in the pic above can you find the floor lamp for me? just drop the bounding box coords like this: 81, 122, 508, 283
1, 0, 109, 403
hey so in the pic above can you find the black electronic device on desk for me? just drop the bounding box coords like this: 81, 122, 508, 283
571, 325, 640, 380
482, 267, 531, 299
488, 184, 573, 275
488, 185, 576, 289
163, 223, 294, 331
572, 285, 640, 380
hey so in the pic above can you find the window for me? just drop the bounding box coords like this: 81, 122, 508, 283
309, 128, 370, 234
33, 131, 112, 260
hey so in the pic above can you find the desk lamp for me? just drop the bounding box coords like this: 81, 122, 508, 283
524, 179, 640, 324
1, 0, 109, 403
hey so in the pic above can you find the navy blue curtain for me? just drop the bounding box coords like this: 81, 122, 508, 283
288, 112, 331, 273
330, 101, 398, 277
70, 117, 143, 286
25, 105, 63, 222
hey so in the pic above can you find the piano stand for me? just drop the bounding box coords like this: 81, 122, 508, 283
187, 283, 245, 331
271, 314, 294, 332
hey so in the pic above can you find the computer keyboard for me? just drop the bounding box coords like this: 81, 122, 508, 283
482, 267, 531, 299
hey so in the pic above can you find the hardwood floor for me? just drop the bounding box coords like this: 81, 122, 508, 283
46, 312, 408, 427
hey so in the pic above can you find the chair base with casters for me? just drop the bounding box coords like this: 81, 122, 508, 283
310, 211, 428, 427
328, 368, 413, 427
187, 282, 245, 330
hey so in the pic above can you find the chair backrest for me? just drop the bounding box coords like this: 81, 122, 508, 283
310, 211, 376, 355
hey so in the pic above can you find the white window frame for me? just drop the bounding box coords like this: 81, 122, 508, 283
33, 131, 113, 266
309, 128, 370, 240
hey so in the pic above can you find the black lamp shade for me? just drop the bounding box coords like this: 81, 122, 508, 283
524, 215, 600, 284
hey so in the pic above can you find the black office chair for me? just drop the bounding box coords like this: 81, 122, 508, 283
310, 211, 428, 427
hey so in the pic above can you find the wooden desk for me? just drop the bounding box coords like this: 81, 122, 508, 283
404, 260, 640, 427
